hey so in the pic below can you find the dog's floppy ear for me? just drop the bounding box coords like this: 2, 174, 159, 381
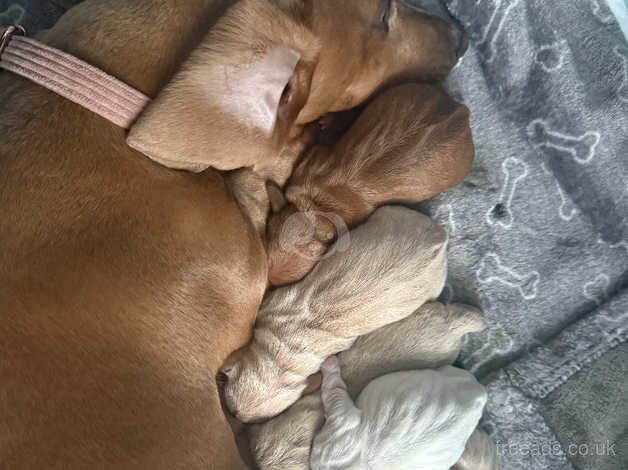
127, 46, 304, 172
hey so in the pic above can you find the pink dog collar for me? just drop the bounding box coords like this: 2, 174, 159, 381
0, 25, 150, 129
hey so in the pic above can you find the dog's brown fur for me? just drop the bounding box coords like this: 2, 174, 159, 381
0, 2, 264, 468
0, 1, 463, 468
267, 83, 474, 286
127, 0, 462, 184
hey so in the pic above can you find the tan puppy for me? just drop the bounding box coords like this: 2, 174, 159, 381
220, 206, 448, 423
0, 1, 463, 468
267, 83, 474, 286
248, 302, 489, 470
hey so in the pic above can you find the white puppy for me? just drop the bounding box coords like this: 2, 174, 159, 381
221, 206, 448, 422
311, 359, 487, 470
249, 302, 497, 470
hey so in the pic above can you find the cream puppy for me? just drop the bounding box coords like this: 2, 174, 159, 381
248, 301, 492, 470
310, 360, 487, 470
267, 83, 474, 286
220, 206, 448, 422
249, 394, 326, 469
338, 302, 486, 396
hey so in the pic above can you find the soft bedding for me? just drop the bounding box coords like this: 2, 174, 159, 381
2, 1, 627, 469
413, 1, 628, 468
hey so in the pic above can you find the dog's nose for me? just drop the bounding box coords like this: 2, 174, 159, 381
398, 1, 468, 60
455, 29, 469, 60
449, 25, 468, 61
402, 0, 449, 18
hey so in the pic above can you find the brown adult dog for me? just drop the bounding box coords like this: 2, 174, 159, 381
0, 0, 463, 468
266, 83, 474, 286
127, 0, 464, 183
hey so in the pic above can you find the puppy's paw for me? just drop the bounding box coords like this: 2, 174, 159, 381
321, 356, 340, 374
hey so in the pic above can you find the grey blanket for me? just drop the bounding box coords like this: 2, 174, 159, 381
2, 1, 628, 469
411, 0, 628, 468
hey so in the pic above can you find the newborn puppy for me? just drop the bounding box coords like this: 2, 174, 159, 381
220, 206, 448, 422
248, 301, 490, 470
267, 83, 474, 285
311, 360, 487, 470
336, 303, 486, 396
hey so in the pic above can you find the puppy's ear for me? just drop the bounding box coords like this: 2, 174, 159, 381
127, 46, 304, 172
267, 182, 287, 213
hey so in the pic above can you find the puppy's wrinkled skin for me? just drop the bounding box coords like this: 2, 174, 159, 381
220, 206, 448, 422
0, 1, 460, 468
249, 302, 497, 470
310, 362, 487, 470
128, 0, 464, 183
248, 394, 326, 470
267, 83, 474, 286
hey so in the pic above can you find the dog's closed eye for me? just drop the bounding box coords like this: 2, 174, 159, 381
374, 0, 391, 32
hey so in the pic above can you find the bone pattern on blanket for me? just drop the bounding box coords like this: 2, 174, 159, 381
248, 302, 498, 470
220, 206, 448, 423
